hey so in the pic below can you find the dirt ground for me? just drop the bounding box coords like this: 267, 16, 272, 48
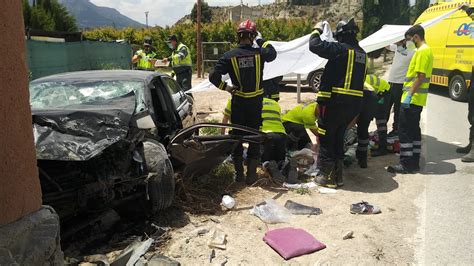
158, 71, 424, 264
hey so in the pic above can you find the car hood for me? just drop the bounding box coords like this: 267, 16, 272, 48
32, 92, 136, 161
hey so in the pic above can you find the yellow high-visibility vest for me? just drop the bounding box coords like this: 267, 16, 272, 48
401, 43, 433, 107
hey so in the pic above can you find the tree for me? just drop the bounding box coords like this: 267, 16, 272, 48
411, 0, 430, 23
362, 0, 411, 38
30, 6, 55, 31
23, 0, 32, 27
23, 0, 77, 32
191, 1, 212, 24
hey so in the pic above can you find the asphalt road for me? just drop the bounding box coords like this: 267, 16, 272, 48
416, 88, 474, 264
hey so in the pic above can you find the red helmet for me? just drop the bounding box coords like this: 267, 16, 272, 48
237, 19, 257, 34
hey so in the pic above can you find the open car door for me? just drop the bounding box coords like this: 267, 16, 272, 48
168, 123, 267, 178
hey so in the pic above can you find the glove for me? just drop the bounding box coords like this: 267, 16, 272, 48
402, 93, 412, 108
224, 84, 238, 94
313, 21, 324, 34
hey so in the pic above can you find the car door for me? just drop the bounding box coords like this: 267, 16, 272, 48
161, 76, 194, 127
168, 123, 267, 178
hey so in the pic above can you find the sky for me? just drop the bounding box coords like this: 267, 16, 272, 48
90, 0, 274, 27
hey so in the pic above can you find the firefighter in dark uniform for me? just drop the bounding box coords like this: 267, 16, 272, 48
262, 76, 283, 102
209, 20, 277, 185
457, 67, 474, 162
356, 75, 391, 168
309, 18, 368, 188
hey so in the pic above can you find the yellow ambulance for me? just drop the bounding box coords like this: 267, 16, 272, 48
415, 0, 473, 101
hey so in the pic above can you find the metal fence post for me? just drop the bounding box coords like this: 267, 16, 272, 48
297, 74, 302, 103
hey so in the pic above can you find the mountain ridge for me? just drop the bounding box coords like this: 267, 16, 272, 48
57, 0, 145, 29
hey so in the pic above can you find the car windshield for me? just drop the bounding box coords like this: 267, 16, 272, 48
29, 80, 145, 111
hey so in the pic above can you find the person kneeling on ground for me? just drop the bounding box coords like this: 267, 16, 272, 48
222, 97, 291, 183
282, 102, 318, 151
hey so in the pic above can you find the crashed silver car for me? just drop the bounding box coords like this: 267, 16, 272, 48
30, 70, 265, 224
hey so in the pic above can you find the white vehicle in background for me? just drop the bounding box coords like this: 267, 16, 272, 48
280, 68, 324, 92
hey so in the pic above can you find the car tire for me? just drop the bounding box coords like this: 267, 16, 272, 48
309, 70, 323, 93
449, 74, 468, 102
143, 139, 175, 212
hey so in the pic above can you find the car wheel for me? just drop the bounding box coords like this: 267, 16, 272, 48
309, 70, 323, 93
143, 139, 175, 212
449, 74, 468, 102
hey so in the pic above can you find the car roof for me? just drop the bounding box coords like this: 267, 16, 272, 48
31, 70, 166, 83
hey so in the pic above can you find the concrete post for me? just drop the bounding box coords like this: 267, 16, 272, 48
0, 2, 63, 264
0, 0, 42, 226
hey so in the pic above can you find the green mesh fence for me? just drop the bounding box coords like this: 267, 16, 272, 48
27, 40, 132, 80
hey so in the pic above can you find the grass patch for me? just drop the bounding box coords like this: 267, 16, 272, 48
199, 119, 221, 136
295, 187, 312, 195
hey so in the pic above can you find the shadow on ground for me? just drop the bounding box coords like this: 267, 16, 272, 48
423, 135, 459, 175
340, 154, 399, 194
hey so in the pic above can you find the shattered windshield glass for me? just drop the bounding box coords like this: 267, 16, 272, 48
29, 80, 145, 111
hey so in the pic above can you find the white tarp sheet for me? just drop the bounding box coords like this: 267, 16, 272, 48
189, 7, 461, 93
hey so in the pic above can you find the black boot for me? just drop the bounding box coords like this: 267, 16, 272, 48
358, 157, 368, 168
335, 159, 344, 187
264, 161, 286, 183
233, 156, 245, 183
286, 158, 299, 184
246, 159, 259, 185
462, 141, 474, 162
456, 142, 472, 154
314, 161, 336, 188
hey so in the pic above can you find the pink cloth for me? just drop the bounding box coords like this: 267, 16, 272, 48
263, 227, 326, 260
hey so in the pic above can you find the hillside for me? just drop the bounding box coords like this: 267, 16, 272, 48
57, 0, 144, 29
176, 2, 363, 25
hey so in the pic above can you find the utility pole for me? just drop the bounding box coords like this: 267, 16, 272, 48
196, 0, 203, 78
145, 11, 149, 28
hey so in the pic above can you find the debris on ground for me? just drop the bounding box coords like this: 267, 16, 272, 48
343, 231, 354, 240
209, 249, 216, 263
147, 254, 181, 266
317, 186, 337, 194
111, 238, 154, 266
350, 201, 382, 215
208, 228, 227, 250
283, 182, 317, 189
284, 200, 322, 215
263, 227, 326, 260
221, 195, 236, 210
250, 199, 292, 224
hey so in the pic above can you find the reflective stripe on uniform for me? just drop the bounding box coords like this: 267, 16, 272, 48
344, 50, 355, 90
317, 91, 332, 98
255, 54, 261, 92
234, 89, 264, 98
400, 151, 413, 156
317, 127, 326, 136
332, 87, 363, 97
400, 143, 413, 148
262, 41, 270, 48
231, 57, 241, 86
263, 117, 281, 122
403, 87, 429, 94
219, 81, 226, 90
413, 141, 422, 145
271, 94, 280, 99
405, 77, 431, 83
262, 110, 281, 116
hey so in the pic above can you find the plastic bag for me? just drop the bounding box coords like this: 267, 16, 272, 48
250, 199, 291, 224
